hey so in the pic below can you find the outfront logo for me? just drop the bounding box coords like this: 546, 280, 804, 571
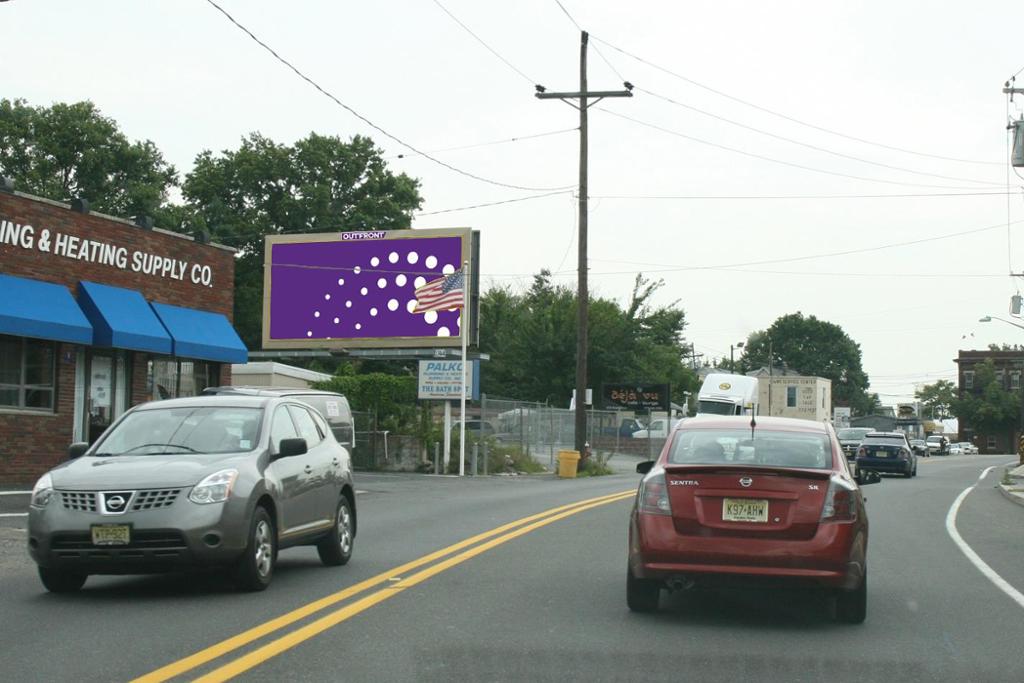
719, 382, 732, 390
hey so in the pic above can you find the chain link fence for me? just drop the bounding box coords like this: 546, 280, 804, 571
347, 401, 669, 472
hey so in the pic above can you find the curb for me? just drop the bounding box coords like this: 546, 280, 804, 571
997, 483, 1024, 509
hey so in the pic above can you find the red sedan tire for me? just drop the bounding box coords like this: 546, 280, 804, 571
836, 570, 867, 624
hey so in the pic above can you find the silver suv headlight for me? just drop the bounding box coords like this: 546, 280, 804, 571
189, 469, 238, 504
31, 473, 54, 508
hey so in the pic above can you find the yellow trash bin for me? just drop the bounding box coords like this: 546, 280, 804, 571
557, 450, 581, 478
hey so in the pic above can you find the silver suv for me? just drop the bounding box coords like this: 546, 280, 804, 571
27, 395, 356, 592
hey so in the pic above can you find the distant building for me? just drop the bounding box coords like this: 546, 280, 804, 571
954, 350, 1023, 454
746, 368, 831, 422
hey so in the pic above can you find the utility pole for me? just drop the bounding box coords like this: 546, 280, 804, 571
536, 31, 632, 454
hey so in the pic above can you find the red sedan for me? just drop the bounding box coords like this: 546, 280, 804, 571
627, 415, 880, 623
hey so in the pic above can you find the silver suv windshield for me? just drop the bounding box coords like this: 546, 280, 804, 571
94, 407, 263, 456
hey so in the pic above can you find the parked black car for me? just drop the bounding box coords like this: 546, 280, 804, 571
856, 432, 917, 478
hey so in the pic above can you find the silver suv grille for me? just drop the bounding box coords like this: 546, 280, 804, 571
131, 489, 181, 511
58, 489, 181, 512
60, 491, 97, 512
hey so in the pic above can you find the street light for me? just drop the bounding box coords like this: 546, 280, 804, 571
979, 315, 1024, 331
730, 341, 744, 372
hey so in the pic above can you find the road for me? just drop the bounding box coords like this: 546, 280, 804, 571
0, 453, 1021, 682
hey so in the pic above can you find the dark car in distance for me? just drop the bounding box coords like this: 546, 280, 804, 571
28, 395, 356, 593
628, 415, 879, 623
856, 432, 917, 478
837, 427, 874, 460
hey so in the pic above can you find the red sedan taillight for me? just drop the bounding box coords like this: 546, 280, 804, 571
820, 476, 858, 523
638, 472, 671, 515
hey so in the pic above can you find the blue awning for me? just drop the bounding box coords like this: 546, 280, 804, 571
150, 302, 248, 364
77, 281, 173, 354
0, 273, 92, 344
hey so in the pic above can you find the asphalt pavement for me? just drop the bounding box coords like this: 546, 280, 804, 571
0, 454, 1021, 682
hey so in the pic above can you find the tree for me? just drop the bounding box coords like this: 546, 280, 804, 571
478, 272, 698, 406
953, 360, 1020, 438
0, 99, 176, 216
915, 380, 957, 419
740, 312, 873, 414
182, 132, 422, 348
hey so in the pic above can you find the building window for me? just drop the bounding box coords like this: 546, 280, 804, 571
987, 435, 997, 450
1013, 373, 1022, 390
0, 335, 56, 411
146, 358, 219, 400
964, 371, 974, 389
996, 370, 1005, 387
786, 386, 797, 408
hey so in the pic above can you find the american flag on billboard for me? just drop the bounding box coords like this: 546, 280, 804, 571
414, 270, 465, 314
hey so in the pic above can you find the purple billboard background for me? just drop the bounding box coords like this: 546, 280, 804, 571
269, 235, 464, 342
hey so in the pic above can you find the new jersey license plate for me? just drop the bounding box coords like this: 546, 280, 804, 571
91, 524, 130, 546
722, 498, 769, 523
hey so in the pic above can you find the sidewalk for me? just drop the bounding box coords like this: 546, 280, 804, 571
998, 462, 1024, 508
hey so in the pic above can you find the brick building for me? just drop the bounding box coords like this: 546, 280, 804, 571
954, 349, 1024, 454
0, 189, 247, 483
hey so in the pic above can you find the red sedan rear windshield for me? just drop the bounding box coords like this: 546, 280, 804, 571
668, 429, 833, 469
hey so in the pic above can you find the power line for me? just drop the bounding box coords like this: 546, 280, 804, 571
415, 190, 571, 216
585, 217, 1024, 274
598, 107, 1001, 190
591, 35, 1003, 167
384, 127, 577, 160
639, 87, 1003, 187
589, 191, 1014, 200
551, 1, 626, 82
431, 0, 537, 85
203, 0, 571, 193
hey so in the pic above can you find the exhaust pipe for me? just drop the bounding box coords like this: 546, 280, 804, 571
667, 576, 695, 592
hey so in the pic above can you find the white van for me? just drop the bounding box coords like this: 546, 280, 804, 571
697, 373, 759, 416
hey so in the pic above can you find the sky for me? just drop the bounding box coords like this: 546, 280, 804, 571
3, 0, 1023, 404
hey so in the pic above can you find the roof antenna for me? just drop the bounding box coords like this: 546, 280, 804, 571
749, 414, 757, 440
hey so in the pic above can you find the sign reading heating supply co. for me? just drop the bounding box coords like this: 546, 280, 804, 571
417, 360, 480, 400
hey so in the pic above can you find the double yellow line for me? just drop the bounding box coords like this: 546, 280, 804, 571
133, 489, 635, 683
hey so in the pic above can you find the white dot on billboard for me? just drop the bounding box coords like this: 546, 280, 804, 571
389, 252, 399, 264
306, 331, 312, 337
370, 308, 378, 317
355, 323, 361, 330
354, 266, 361, 274
442, 264, 455, 275
425, 311, 438, 324
407, 251, 419, 264
314, 311, 320, 318
324, 294, 331, 300
414, 276, 426, 288
406, 299, 417, 313
346, 300, 352, 308
377, 278, 387, 289
425, 255, 438, 269
437, 327, 450, 337
333, 317, 340, 324
370, 257, 380, 267
457, 314, 461, 328
360, 287, 368, 295
396, 274, 407, 286
337, 278, 344, 286
388, 299, 399, 311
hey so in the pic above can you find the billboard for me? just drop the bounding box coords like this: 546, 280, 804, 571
417, 360, 480, 400
263, 228, 477, 349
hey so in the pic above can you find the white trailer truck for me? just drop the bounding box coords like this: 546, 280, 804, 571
697, 373, 759, 416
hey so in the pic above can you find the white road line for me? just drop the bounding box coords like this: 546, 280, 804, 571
945, 469, 1024, 610
0, 513, 28, 518
0, 491, 30, 496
